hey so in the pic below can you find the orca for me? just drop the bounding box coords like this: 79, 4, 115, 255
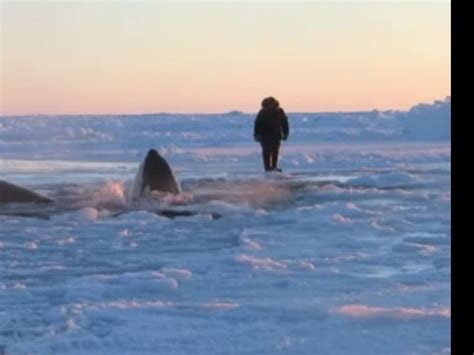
0, 180, 54, 204
129, 149, 181, 200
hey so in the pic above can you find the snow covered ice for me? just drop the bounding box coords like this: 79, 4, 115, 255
0, 98, 450, 354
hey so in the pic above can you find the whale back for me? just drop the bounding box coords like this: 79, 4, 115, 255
0, 180, 54, 204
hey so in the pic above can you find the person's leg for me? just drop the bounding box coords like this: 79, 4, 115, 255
261, 144, 272, 171
271, 143, 281, 170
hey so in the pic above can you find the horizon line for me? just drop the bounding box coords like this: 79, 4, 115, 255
0, 96, 451, 118
0, 109, 406, 118
0, 97, 451, 118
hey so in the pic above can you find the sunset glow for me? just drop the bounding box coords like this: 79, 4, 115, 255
0, 1, 450, 115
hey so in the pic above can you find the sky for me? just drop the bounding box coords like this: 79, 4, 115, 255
0, 1, 450, 115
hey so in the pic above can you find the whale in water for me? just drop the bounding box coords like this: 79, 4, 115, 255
1, 154, 221, 219
129, 149, 181, 200
0, 180, 54, 204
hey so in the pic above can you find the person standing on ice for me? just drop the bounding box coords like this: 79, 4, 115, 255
253, 96, 289, 172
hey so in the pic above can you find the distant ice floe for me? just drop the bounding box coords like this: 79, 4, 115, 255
236, 254, 288, 270
70, 299, 239, 312
347, 171, 418, 188
334, 304, 450, 319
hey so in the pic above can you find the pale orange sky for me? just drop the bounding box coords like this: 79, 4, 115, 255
0, 1, 450, 115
